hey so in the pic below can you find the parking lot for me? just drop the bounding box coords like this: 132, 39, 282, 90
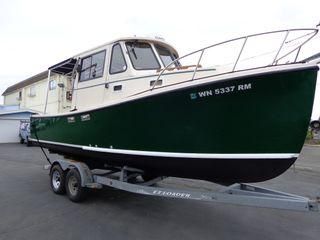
0, 143, 319, 240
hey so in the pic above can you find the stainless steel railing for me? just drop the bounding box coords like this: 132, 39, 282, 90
151, 28, 318, 90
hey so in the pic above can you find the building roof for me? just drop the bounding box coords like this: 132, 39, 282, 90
0, 109, 38, 120
0, 109, 38, 116
2, 71, 48, 96
0, 105, 19, 111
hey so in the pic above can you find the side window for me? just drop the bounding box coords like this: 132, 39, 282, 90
79, 50, 106, 81
155, 44, 179, 67
110, 44, 127, 74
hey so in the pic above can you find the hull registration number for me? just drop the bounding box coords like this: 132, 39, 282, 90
190, 83, 252, 100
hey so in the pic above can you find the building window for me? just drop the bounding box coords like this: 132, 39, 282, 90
79, 50, 106, 81
29, 86, 36, 97
49, 80, 56, 90
18, 91, 22, 100
110, 44, 127, 74
125, 42, 160, 70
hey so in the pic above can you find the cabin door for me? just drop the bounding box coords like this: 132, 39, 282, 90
74, 50, 108, 110
103, 43, 130, 102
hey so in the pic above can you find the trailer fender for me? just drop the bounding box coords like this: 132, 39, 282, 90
50, 159, 94, 187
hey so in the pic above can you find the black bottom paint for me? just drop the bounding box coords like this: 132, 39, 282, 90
35, 142, 296, 183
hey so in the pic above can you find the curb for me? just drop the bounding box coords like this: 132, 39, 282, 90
304, 144, 320, 147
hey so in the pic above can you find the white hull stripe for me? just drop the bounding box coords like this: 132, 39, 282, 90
29, 138, 299, 159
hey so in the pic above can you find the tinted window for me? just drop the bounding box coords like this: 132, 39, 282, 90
126, 42, 160, 70
80, 51, 106, 81
110, 44, 127, 74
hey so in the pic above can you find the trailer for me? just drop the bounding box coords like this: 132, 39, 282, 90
47, 159, 319, 212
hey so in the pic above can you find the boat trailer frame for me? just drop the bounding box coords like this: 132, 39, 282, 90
49, 159, 319, 212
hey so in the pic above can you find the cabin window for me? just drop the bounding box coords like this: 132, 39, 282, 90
110, 44, 127, 74
155, 45, 179, 67
125, 42, 160, 70
49, 80, 56, 90
79, 50, 106, 81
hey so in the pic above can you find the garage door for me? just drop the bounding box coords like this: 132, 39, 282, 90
0, 119, 20, 143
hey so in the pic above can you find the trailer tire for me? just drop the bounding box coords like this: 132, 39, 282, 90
50, 164, 66, 194
65, 168, 87, 202
26, 137, 31, 147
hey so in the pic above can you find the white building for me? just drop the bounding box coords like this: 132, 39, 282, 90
2, 71, 72, 114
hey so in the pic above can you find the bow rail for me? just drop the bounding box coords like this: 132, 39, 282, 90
151, 28, 318, 90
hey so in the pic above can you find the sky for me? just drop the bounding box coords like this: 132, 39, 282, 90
1, 0, 320, 116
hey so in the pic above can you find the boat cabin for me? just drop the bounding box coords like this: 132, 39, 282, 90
48, 37, 192, 112
42, 28, 320, 115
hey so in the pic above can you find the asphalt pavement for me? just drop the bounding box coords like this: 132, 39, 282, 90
0, 143, 319, 240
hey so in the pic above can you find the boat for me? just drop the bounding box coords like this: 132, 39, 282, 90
30, 28, 319, 184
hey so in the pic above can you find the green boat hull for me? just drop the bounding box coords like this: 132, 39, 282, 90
31, 65, 318, 183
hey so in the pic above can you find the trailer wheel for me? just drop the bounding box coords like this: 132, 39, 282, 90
50, 164, 66, 194
65, 168, 87, 202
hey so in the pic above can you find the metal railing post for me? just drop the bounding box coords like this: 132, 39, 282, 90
232, 37, 248, 72
294, 46, 301, 63
191, 50, 205, 81
272, 30, 289, 65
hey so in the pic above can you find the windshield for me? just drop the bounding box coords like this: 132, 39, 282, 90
126, 42, 160, 70
155, 44, 179, 67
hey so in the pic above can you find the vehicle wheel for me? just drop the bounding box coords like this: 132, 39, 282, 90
310, 120, 320, 130
65, 168, 87, 202
50, 164, 66, 194
20, 138, 24, 144
26, 137, 31, 147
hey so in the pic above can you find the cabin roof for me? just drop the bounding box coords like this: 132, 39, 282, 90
48, 37, 179, 75
3, 37, 178, 96
2, 71, 48, 96
72, 37, 179, 59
